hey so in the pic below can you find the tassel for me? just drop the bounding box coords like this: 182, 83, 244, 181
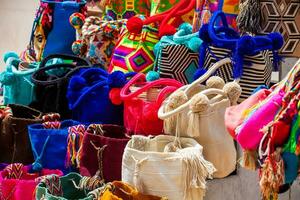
236, 0, 262, 34
241, 150, 258, 170
259, 148, 284, 200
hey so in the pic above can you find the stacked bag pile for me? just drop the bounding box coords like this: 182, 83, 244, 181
1, 0, 299, 199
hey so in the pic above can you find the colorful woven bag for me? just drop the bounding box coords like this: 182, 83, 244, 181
28, 120, 80, 173
67, 67, 135, 124
120, 73, 182, 136
0, 104, 43, 165
153, 23, 202, 84
35, 173, 104, 200
0, 163, 63, 200
198, 11, 283, 101
109, 0, 197, 73
30, 54, 90, 119
80, 124, 130, 182
74, 16, 126, 70
0, 52, 39, 106
22, 0, 87, 62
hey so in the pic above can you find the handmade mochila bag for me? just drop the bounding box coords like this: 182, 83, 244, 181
158, 62, 241, 178
197, 11, 283, 101
0, 163, 63, 200
153, 22, 202, 84
120, 73, 182, 136
0, 52, 39, 106
73, 15, 127, 70
28, 118, 80, 173
99, 181, 167, 200
108, 0, 197, 73
225, 88, 271, 139
0, 104, 43, 165
80, 124, 130, 183
30, 54, 90, 119
21, 0, 87, 62
122, 135, 215, 200
35, 173, 104, 200
67, 67, 135, 124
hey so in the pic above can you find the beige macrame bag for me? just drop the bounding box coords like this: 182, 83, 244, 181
158, 58, 241, 178
121, 135, 216, 200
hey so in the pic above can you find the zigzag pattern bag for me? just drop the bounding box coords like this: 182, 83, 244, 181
198, 11, 283, 101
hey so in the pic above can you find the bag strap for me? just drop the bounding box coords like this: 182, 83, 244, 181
156, 86, 180, 107
120, 73, 182, 101
185, 58, 232, 94
39, 54, 90, 68
158, 88, 227, 119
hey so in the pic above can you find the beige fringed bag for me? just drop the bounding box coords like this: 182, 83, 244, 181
122, 135, 215, 200
158, 59, 241, 178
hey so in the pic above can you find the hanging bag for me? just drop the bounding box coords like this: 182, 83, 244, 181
0, 163, 63, 200
80, 124, 130, 182
67, 68, 135, 124
35, 173, 104, 200
198, 11, 283, 101
0, 104, 43, 164
22, 0, 87, 62
120, 73, 182, 136
30, 54, 90, 119
108, 0, 196, 73
122, 135, 215, 200
158, 59, 241, 178
28, 119, 80, 172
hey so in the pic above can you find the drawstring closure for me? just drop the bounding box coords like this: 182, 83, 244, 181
131, 155, 148, 193
90, 141, 107, 181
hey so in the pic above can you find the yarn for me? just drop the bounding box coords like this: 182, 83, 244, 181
109, 88, 122, 105
3, 51, 19, 63
187, 37, 202, 53
190, 94, 210, 113
0, 72, 15, 85
72, 40, 83, 55
206, 76, 225, 89
159, 24, 176, 39
241, 150, 257, 170
146, 71, 160, 82
268, 32, 284, 50
198, 24, 211, 43
107, 71, 127, 88
126, 16, 144, 34
179, 23, 193, 35
223, 82, 242, 105
69, 13, 85, 30
32, 159, 43, 172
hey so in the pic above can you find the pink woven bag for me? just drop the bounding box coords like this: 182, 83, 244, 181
0, 163, 63, 200
120, 73, 182, 136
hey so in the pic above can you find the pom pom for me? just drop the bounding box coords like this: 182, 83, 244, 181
193, 68, 207, 81
159, 24, 176, 38
69, 76, 87, 90
268, 32, 284, 50
3, 51, 19, 63
187, 37, 202, 52
198, 24, 211, 43
69, 13, 85, 29
0, 72, 15, 85
31, 160, 43, 172
72, 40, 83, 55
190, 93, 210, 113
109, 88, 122, 105
237, 35, 256, 55
223, 82, 242, 104
146, 71, 160, 82
206, 76, 225, 89
179, 23, 193, 35
166, 90, 188, 110
127, 16, 143, 34
107, 71, 126, 88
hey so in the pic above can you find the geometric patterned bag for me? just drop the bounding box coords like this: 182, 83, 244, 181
198, 11, 283, 101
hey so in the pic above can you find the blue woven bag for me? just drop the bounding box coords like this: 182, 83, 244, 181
28, 120, 80, 173
67, 68, 136, 124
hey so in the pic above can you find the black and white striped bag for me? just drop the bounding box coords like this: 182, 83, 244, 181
198, 11, 283, 101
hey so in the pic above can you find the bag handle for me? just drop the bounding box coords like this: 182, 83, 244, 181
39, 54, 90, 69
156, 86, 180, 107
120, 73, 182, 101
158, 88, 227, 119
185, 58, 232, 94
